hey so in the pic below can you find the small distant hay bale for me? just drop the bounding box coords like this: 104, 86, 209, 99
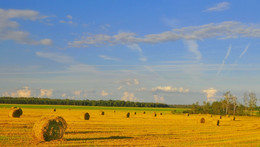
200, 117, 205, 123
154, 112, 157, 117
219, 115, 222, 119
32, 115, 67, 142
160, 113, 162, 115
84, 113, 90, 120
210, 114, 212, 117
186, 113, 189, 116
226, 115, 230, 118
114, 110, 116, 113
213, 120, 220, 126
126, 112, 130, 118
134, 112, 136, 115
100, 111, 105, 115
232, 116, 235, 121
53, 109, 56, 112
143, 111, 146, 114
9, 107, 23, 118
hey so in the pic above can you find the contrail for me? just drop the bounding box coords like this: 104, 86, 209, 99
217, 44, 232, 75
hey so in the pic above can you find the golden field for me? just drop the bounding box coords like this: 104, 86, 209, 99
1, 106, 260, 146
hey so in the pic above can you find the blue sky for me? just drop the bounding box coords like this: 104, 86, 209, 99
1, 1, 260, 104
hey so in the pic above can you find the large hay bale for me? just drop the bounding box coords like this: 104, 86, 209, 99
84, 113, 90, 120
200, 117, 205, 123
100, 111, 105, 115
9, 107, 23, 118
126, 112, 130, 118
32, 115, 67, 142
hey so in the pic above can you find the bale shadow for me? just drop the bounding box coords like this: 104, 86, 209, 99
66, 136, 133, 141
65, 131, 120, 134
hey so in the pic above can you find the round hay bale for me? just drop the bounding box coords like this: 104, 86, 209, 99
32, 115, 67, 142
53, 109, 56, 112
114, 110, 116, 113
214, 120, 220, 126
200, 117, 205, 123
160, 113, 162, 115
186, 113, 189, 116
134, 112, 136, 115
126, 112, 130, 118
84, 113, 90, 120
154, 112, 157, 117
9, 107, 23, 118
143, 111, 146, 114
219, 115, 222, 119
232, 116, 235, 121
100, 111, 105, 115
210, 114, 212, 117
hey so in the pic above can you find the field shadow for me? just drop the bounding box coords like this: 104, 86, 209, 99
66, 136, 133, 141
65, 131, 120, 134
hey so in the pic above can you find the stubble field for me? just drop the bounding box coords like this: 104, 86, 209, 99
1, 104, 260, 146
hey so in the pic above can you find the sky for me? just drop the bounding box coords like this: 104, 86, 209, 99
1, 0, 260, 105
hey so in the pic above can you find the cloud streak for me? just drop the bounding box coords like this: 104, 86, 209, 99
184, 40, 201, 60
217, 44, 232, 75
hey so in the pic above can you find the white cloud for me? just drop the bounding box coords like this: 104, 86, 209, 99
203, 88, 217, 102
217, 44, 232, 75
69, 21, 260, 48
101, 90, 109, 96
73, 90, 81, 96
40, 89, 53, 97
8, 86, 31, 97
153, 95, 165, 103
152, 86, 189, 93
117, 86, 123, 90
66, 15, 72, 19
121, 92, 139, 102
98, 55, 119, 61
206, 2, 230, 12
0, 8, 52, 45
184, 40, 201, 60
61, 93, 67, 98
137, 87, 147, 92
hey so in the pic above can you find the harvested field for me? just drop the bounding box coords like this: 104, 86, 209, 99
0, 105, 260, 146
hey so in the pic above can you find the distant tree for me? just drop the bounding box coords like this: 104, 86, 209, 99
223, 91, 233, 115
231, 95, 237, 116
249, 92, 257, 114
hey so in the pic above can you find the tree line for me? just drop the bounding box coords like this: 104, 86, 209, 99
0, 97, 169, 108
190, 91, 258, 116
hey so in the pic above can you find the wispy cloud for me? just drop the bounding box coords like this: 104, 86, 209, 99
126, 44, 147, 62
152, 86, 189, 93
98, 55, 119, 61
184, 40, 201, 60
69, 21, 260, 48
239, 44, 250, 58
0, 8, 52, 45
36, 52, 75, 64
205, 2, 230, 12
217, 44, 232, 75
